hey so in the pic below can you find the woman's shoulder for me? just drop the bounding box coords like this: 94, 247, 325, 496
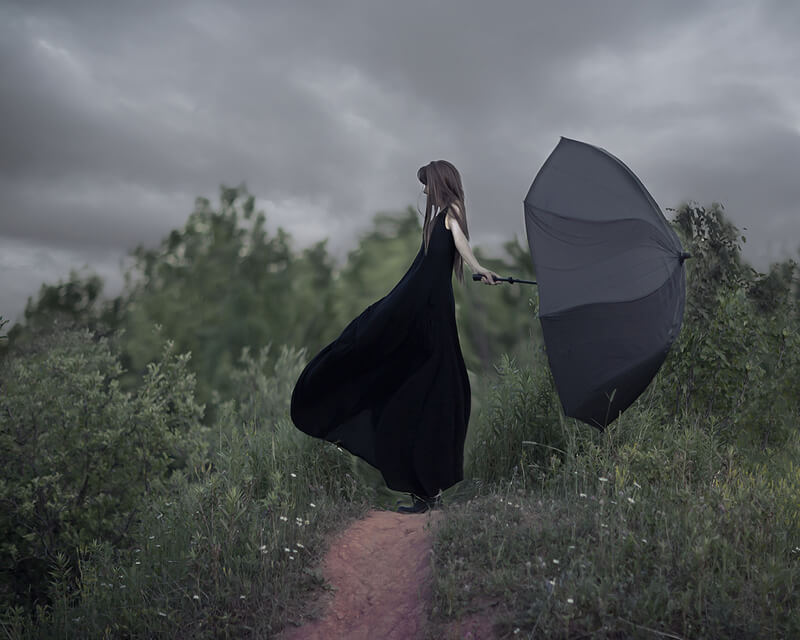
443, 202, 462, 231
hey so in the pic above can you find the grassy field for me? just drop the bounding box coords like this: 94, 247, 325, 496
428, 358, 800, 639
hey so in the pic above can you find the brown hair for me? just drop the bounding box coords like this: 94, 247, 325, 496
417, 160, 469, 282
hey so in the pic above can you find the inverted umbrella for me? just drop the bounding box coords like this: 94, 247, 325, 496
522, 137, 688, 429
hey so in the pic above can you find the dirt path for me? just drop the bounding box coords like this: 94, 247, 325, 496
278, 508, 443, 640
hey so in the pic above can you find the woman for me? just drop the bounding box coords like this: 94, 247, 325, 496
290, 160, 499, 513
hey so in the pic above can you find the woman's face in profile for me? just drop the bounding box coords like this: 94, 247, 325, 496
423, 183, 429, 195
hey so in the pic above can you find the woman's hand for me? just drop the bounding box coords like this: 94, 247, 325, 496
476, 268, 501, 285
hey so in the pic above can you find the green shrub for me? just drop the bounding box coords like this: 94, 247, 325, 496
0, 325, 206, 610
465, 353, 566, 484
4, 339, 371, 638
652, 203, 800, 446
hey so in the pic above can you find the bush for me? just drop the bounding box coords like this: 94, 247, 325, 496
652, 203, 800, 446
0, 325, 206, 610
3, 339, 372, 638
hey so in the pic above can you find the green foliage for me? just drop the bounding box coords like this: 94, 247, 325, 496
465, 353, 565, 483
651, 203, 800, 446
673, 202, 751, 313
0, 325, 206, 610
748, 259, 798, 313
221, 344, 306, 435
433, 408, 800, 639
119, 185, 336, 410
4, 340, 371, 639
8, 271, 124, 347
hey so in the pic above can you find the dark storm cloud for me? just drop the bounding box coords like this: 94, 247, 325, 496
1, 0, 799, 323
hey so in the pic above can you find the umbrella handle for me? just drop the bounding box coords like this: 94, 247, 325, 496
471, 273, 538, 285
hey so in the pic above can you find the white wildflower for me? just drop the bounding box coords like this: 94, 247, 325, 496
599, 477, 609, 483
193, 595, 200, 601
567, 597, 574, 604
290, 472, 297, 478
309, 503, 316, 508
279, 516, 288, 522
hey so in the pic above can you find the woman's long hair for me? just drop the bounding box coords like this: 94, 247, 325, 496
417, 160, 469, 282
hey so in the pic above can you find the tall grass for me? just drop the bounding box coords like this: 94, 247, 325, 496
430, 357, 800, 639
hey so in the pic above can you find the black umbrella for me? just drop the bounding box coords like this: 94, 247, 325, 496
521, 137, 688, 429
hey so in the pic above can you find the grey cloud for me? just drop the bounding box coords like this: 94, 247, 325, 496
1, 0, 799, 321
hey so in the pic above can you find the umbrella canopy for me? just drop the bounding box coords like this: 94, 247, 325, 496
524, 137, 687, 429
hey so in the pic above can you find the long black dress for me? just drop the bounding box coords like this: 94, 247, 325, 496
290, 207, 470, 497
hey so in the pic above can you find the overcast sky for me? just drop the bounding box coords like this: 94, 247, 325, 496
1, 0, 799, 324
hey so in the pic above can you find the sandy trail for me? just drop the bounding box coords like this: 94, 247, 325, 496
278, 508, 442, 640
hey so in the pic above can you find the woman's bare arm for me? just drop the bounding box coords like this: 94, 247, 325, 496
445, 206, 500, 285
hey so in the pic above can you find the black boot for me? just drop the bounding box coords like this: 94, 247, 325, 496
397, 494, 439, 514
